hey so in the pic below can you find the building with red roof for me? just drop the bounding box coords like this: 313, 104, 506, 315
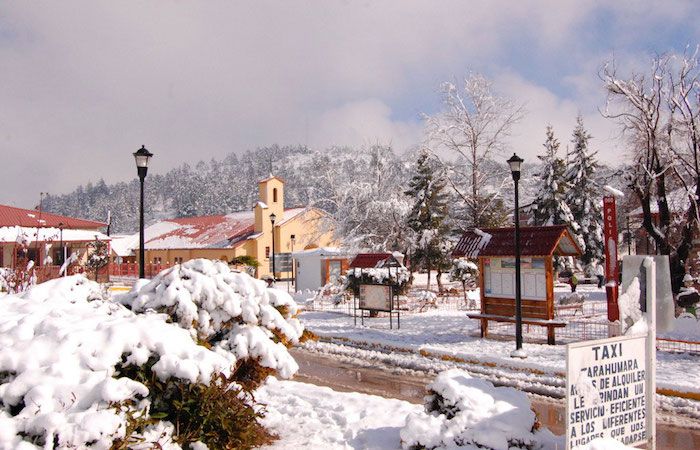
0, 204, 109, 283
114, 176, 336, 279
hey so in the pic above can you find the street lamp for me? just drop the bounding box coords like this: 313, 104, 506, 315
133, 145, 153, 279
507, 153, 526, 358
58, 222, 64, 268
270, 212, 277, 282
290, 234, 296, 290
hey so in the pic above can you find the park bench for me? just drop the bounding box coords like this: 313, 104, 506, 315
467, 312, 567, 345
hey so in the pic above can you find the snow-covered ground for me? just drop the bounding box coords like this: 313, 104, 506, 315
258, 378, 420, 450
299, 306, 700, 397
257, 376, 633, 450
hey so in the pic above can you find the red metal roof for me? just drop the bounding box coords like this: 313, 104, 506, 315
349, 253, 399, 269
145, 212, 255, 249
452, 225, 582, 258
0, 204, 106, 229
144, 208, 307, 249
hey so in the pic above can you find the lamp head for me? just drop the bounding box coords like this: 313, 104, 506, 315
270, 212, 277, 225
133, 145, 154, 178
507, 153, 524, 181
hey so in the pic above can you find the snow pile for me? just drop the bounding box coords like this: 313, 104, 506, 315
0, 275, 232, 449
618, 278, 646, 334
400, 369, 547, 450
118, 258, 303, 379
665, 313, 700, 339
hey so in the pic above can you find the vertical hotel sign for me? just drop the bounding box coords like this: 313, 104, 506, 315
603, 196, 619, 321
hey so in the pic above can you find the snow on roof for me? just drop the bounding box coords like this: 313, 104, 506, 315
258, 174, 285, 184
143, 208, 306, 250
0, 203, 106, 229
629, 187, 693, 216
256, 201, 268, 209
0, 226, 110, 244
291, 247, 348, 258
109, 234, 139, 256
452, 228, 492, 258
276, 207, 309, 226
603, 185, 625, 198
453, 225, 581, 258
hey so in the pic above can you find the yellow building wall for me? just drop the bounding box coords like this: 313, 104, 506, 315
142, 177, 337, 279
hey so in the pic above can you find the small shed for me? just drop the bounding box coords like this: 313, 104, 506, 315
453, 225, 582, 344
292, 247, 351, 292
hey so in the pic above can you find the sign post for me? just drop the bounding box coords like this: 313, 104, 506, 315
566, 256, 655, 449
603, 196, 620, 322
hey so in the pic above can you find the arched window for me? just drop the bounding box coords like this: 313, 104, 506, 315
273, 188, 278, 203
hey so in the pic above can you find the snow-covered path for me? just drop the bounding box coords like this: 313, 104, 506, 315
301, 310, 700, 397
257, 350, 700, 450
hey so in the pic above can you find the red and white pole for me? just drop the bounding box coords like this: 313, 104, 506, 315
603, 195, 620, 321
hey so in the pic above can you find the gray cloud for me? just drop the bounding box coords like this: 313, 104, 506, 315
0, 1, 698, 207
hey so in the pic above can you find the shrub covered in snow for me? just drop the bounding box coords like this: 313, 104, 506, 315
346, 266, 411, 295
0, 259, 305, 449
400, 369, 545, 450
118, 259, 303, 382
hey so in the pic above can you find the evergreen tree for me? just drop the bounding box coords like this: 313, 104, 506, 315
530, 125, 577, 226
565, 116, 604, 274
405, 151, 451, 290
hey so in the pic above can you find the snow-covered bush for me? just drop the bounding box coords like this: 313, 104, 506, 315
416, 290, 438, 312
0, 259, 36, 294
118, 258, 304, 383
85, 237, 109, 281
0, 259, 305, 448
401, 369, 544, 450
450, 259, 478, 307
345, 266, 410, 295
449, 259, 478, 286
313, 279, 348, 306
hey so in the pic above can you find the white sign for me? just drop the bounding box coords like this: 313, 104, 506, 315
359, 284, 392, 311
566, 334, 649, 449
566, 256, 657, 450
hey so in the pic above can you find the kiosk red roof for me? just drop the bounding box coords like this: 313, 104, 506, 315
452, 225, 581, 258
0, 204, 106, 229
349, 253, 399, 269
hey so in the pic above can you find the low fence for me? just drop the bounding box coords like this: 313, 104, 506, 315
303, 292, 471, 315
109, 262, 172, 279
305, 293, 700, 356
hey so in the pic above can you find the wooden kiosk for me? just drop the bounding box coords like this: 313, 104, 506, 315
453, 225, 582, 344
348, 253, 403, 329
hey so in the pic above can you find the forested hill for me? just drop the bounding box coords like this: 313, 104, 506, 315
43, 143, 617, 240
43, 144, 423, 234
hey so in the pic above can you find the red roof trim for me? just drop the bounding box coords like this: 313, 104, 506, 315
349, 253, 398, 269
453, 225, 581, 258
0, 204, 106, 229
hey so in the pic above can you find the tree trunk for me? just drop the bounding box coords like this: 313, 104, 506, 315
436, 269, 443, 293
426, 265, 431, 290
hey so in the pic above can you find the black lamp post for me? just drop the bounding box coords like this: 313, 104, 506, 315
270, 212, 277, 281
290, 234, 296, 289
133, 145, 153, 279
507, 153, 525, 357
58, 222, 64, 267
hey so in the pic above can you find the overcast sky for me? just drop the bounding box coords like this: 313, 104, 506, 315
2, 1, 699, 208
